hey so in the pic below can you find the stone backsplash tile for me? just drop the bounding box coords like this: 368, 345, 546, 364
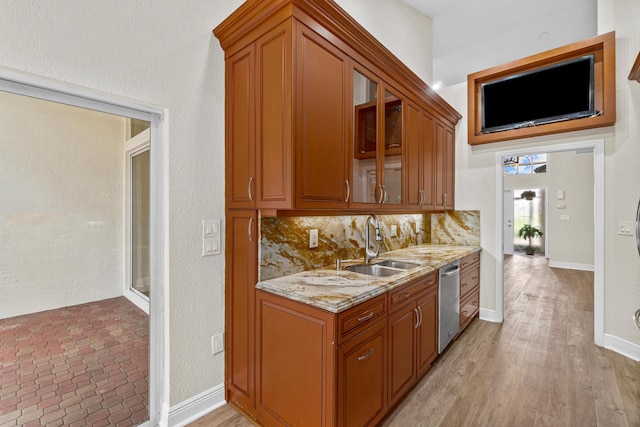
260, 214, 430, 281
431, 210, 480, 245
259, 210, 480, 281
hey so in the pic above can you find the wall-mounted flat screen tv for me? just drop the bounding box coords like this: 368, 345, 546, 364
481, 55, 595, 134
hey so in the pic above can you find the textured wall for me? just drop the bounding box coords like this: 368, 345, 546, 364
0, 91, 125, 319
439, 0, 640, 346
0, 0, 245, 405
336, 0, 434, 85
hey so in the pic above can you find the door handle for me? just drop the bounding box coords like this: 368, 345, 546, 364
345, 180, 350, 202
247, 176, 254, 202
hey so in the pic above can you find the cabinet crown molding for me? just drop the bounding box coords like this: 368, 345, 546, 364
213, 0, 462, 126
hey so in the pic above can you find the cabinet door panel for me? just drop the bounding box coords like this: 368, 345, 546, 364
382, 89, 403, 207
256, 22, 292, 208
434, 120, 446, 209
225, 211, 257, 410
296, 24, 349, 208
405, 103, 421, 208
338, 321, 386, 427
417, 289, 438, 377
227, 46, 255, 209
387, 305, 417, 405
444, 125, 455, 209
421, 113, 435, 209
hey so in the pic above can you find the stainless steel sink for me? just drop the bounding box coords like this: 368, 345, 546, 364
344, 259, 419, 277
345, 264, 403, 277
376, 259, 419, 270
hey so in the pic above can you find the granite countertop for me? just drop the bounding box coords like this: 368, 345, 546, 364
255, 244, 481, 313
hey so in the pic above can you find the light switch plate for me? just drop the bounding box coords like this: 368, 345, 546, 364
212, 334, 224, 355
203, 219, 221, 256
618, 221, 633, 236
560, 214, 570, 221
390, 225, 397, 237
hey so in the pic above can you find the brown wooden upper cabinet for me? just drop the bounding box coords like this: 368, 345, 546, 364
215, 0, 461, 215
352, 68, 404, 208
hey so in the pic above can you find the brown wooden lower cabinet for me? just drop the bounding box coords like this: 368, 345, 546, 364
387, 274, 438, 407
253, 272, 439, 426
459, 252, 481, 333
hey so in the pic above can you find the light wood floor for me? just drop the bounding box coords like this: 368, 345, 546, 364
190, 255, 640, 426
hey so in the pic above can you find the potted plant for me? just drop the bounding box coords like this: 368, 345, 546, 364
518, 224, 543, 255
520, 190, 536, 200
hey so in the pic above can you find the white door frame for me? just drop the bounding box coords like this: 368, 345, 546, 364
0, 66, 168, 426
495, 139, 604, 346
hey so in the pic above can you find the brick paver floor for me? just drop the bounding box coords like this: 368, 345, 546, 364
0, 297, 149, 426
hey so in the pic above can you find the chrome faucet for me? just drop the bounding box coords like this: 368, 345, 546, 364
365, 214, 382, 263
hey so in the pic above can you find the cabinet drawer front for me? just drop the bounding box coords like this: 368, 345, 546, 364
389, 273, 437, 313
460, 289, 479, 329
460, 268, 480, 299
460, 252, 480, 271
338, 294, 386, 344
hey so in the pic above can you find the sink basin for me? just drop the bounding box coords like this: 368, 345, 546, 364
376, 259, 420, 270
344, 259, 420, 277
345, 264, 403, 277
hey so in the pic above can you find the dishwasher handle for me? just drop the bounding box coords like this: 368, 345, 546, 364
441, 266, 460, 277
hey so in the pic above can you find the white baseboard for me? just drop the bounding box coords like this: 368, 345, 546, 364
479, 308, 499, 323
603, 334, 640, 361
548, 261, 594, 271
168, 383, 226, 427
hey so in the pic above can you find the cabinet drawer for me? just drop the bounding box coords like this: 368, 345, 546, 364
337, 294, 387, 344
460, 252, 480, 271
460, 268, 480, 299
389, 272, 437, 313
460, 289, 479, 330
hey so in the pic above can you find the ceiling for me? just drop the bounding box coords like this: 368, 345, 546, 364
400, 0, 598, 88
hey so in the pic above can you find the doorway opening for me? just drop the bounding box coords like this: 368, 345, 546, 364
495, 139, 604, 346
0, 69, 166, 426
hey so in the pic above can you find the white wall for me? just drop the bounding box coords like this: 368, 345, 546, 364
0, 91, 125, 319
504, 151, 595, 268
439, 0, 640, 346
0, 0, 244, 405
547, 151, 595, 268
335, 0, 433, 85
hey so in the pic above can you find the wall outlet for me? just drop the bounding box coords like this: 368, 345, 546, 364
390, 225, 397, 237
618, 221, 633, 236
212, 333, 224, 355
309, 229, 318, 248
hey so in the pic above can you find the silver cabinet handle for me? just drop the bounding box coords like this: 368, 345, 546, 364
444, 193, 448, 205
381, 184, 386, 204
634, 309, 640, 329
345, 180, 350, 202
357, 348, 374, 361
357, 311, 374, 322
248, 176, 254, 202
419, 189, 424, 206
248, 217, 254, 242
417, 306, 423, 327
414, 308, 419, 329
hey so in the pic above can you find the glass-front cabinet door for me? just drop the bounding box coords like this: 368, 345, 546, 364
353, 69, 379, 205
382, 88, 403, 206
352, 66, 403, 207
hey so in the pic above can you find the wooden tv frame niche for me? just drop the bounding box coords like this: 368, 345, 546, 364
467, 31, 616, 145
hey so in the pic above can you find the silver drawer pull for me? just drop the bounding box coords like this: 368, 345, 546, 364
357, 311, 374, 322
400, 292, 411, 301
357, 348, 374, 361
462, 310, 468, 316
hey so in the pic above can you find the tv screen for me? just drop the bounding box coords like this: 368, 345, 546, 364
481, 55, 595, 134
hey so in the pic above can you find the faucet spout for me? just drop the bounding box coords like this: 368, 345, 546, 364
365, 214, 381, 263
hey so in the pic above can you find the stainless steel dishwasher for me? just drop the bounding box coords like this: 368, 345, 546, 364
439, 261, 460, 354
